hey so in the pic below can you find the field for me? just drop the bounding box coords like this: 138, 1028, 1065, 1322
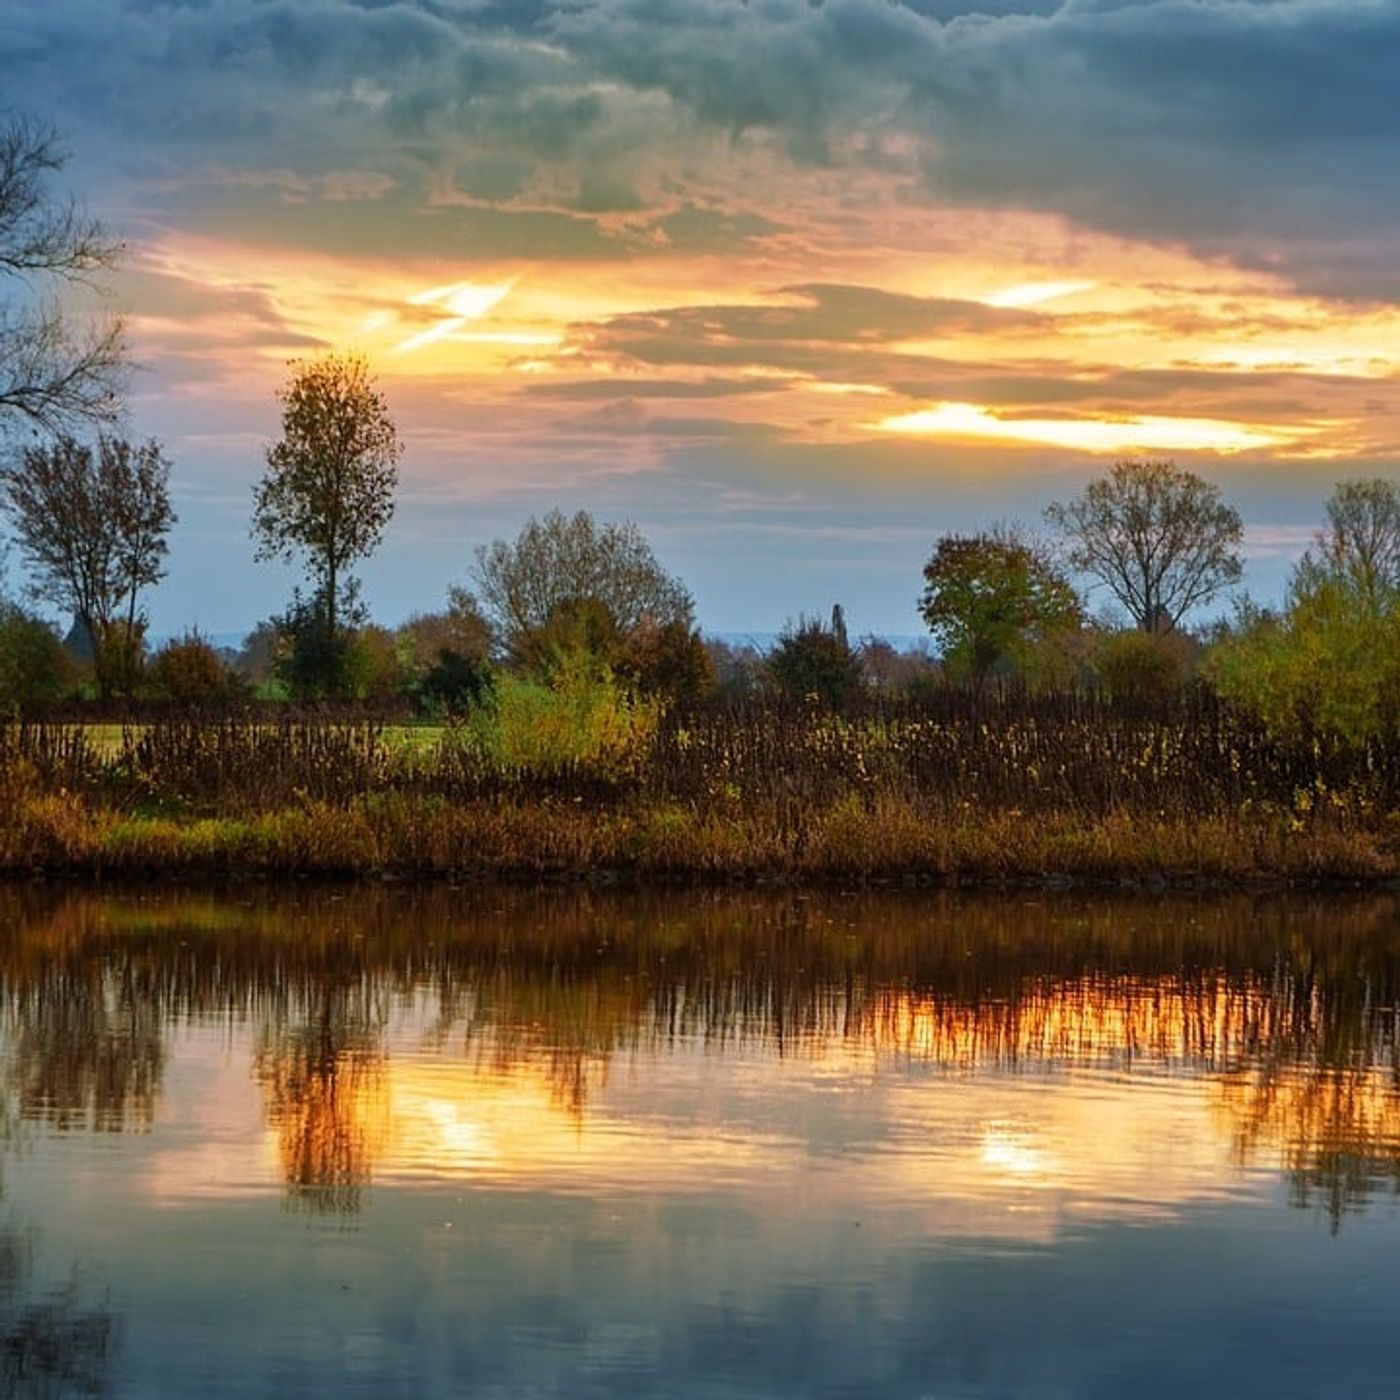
3, 692, 1399, 884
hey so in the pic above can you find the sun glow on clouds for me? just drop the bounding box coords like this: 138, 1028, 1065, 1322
983, 280, 1096, 309
394, 279, 518, 353
877, 402, 1309, 455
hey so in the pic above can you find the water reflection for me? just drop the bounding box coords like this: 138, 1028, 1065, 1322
0, 1224, 115, 1399
1, 887, 1399, 1230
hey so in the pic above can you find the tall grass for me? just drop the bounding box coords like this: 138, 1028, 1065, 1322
2, 685, 1398, 881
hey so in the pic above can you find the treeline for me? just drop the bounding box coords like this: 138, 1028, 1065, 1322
3, 113, 1400, 745
4, 369, 1400, 755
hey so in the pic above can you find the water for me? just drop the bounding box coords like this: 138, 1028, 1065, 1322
2, 886, 1398, 1398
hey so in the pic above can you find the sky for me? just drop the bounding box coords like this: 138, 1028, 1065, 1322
5, 0, 1400, 639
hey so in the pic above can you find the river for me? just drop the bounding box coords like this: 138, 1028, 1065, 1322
2, 886, 1397, 1397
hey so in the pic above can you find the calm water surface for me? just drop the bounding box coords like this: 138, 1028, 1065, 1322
2, 886, 1399, 1398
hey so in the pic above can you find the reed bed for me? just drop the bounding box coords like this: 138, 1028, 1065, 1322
2, 692, 1398, 883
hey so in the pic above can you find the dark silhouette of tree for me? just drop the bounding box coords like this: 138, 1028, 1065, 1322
0, 435, 173, 698
1046, 459, 1242, 632
767, 615, 863, 707
918, 528, 1081, 688
0, 117, 124, 437
253, 352, 401, 695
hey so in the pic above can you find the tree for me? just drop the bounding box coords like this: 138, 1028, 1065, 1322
0, 435, 173, 697
1295, 478, 1400, 604
918, 528, 1081, 687
0, 117, 124, 437
468, 509, 693, 663
1203, 577, 1400, 744
767, 615, 864, 708
252, 352, 401, 650
1045, 460, 1243, 632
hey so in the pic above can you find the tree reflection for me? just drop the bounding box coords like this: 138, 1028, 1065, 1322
253, 971, 389, 1215
1, 1115, 117, 1397
1, 885, 1399, 1223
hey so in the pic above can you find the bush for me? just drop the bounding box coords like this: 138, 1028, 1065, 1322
462, 649, 658, 778
767, 616, 863, 707
1203, 581, 1400, 744
1093, 630, 1194, 704
148, 633, 243, 706
0, 606, 74, 709
414, 649, 494, 718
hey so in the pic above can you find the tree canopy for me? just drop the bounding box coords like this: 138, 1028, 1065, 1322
0, 117, 124, 438
1295, 478, 1400, 604
468, 509, 694, 663
1045, 459, 1243, 632
918, 529, 1081, 686
253, 352, 401, 645
0, 434, 173, 696
767, 615, 864, 707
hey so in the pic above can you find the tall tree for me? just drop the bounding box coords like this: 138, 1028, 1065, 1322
468, 509, 693, 664
0, 435, 173, 697
0, 117, 124, 437
253, 352, 401, 647
1045, 459, 1243, 632
918, 528, 1081, 687
1295, 478, 1400, 603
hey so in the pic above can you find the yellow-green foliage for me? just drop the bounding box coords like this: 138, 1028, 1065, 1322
461, 649, 659, 777
1204, 582, 1400, 743
1094, 629, 1194, 703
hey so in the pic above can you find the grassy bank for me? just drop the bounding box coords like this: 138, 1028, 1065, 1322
3, 699, 1399, 885
3, 785, 1396, 885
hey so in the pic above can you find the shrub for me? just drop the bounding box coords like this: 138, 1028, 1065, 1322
1093, 629, 1194, 704
767, 616, 863, 707
148, 632, 243, 706
0, 605, 74, 709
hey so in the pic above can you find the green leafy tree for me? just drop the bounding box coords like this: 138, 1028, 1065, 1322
468, 509, 693, 664
767, 615, 864, 707
1046, 460, 1243, 632
0, 435, 173, 698
253, 352, 401, 694
918, 529, 1081, 688
414, 649, 494, 718
270, 584, 365, 702
615, 618, 714, 702
1203, 578, 1400, 744
0, 117, 124, 437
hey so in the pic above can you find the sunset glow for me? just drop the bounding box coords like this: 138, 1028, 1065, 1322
8, 0, 1400, 632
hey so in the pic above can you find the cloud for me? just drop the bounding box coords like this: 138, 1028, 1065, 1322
9, 2, 1400, 296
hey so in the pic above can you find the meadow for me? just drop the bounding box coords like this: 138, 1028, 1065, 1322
3, 685, 1398, 885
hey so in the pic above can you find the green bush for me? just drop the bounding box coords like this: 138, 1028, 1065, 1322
1203, 582, 1400, 743
1093, 630, 1194, 704
462, 648, 658, 777
0, 606, 74, 709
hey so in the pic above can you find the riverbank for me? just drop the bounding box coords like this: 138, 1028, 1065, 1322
4, 786, 1396, 886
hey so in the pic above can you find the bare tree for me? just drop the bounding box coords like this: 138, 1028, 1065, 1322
0, 117, 124, 437
0, 435, 174, 696
1295, 478, 1400, 603
1045, 459, 1243, 632
468, 509, 693, 661
253, 352, 401, 643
